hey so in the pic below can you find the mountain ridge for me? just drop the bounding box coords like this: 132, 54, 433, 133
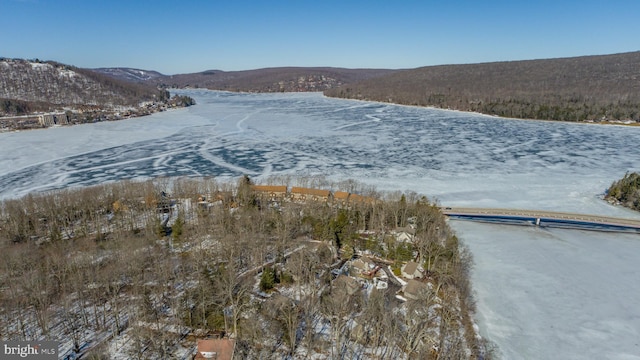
94, 66, 398, 92
92, 67, 166, 83
0, 58, 193, 131
5, 50, 640, 125
1, 58, 167, 108
324, 51, 640, 122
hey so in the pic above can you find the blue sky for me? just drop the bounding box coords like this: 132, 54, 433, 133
1, 0, 638, 74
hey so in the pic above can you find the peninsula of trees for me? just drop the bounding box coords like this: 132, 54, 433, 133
0, 177, 490, 359
606, 172, 640, 211
324, 51, 640, 123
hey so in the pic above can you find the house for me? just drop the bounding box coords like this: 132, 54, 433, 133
38, 112, 68, 127
194, 338, 236, 360
348, 193, 376, 205
156, 191, 173, 213
401, 261, 423, 280
402, 279, 428, 301
290, 187, 331, 202
393, 226, 416, 243
250, 185, 288, 201
333, 191, 350, 205
196, 194, 222, 210
196, 192, 227, 204
349, 258, 370, 275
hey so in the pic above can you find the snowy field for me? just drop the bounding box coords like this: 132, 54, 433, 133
2, 90, 640, 359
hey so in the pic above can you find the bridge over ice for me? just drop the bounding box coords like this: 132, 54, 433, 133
441, 207, 640, 234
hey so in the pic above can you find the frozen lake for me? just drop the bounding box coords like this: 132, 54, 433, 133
1, 90, 640, 359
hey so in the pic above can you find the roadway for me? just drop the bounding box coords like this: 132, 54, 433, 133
440, 207, 640, 233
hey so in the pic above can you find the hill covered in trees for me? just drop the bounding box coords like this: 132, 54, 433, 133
606, 172, 640, 211
0, 177, 490, 359
0, 58, 195, 131
95, 66, 397, 93
0, 58, 169, 113
324, 51, 640, 122
92, 67, 166, 83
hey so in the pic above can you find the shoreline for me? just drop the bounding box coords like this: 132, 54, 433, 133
320, 93, 640, 127
0, 105, 189, 133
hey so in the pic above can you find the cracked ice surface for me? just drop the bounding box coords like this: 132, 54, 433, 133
1, 90, 640, 359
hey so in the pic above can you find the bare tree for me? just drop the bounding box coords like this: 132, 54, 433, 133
321, 278, 362, 358
212, 237, 252, 337
399, 287, 439, 358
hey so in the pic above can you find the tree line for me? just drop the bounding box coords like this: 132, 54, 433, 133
142, 67, 396, 93
324, 51, 640, 122
606, 172, 640, 211
0, 177, 491, 359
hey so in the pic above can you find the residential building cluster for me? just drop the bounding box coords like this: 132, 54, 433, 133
250, 184, 376, 205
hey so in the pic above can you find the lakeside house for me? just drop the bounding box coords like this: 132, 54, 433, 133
251, 185, 288, 201
401, 261, 424, 280
248, 184, 377, 207
290, 187, 331, 202
348, 193, 376, 205
334, 191, 350, 205
402, 279, 429, 301
393, 226, 416, 243
350, 258, 370, 276
194, 338, 235, 360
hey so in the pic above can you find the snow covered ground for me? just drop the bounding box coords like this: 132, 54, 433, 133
2, 90, 640, 359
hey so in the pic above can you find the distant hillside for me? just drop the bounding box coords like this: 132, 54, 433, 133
0, 59, 168, 115
0, 58, 197, 131
93, 67, 165, 83
96, 66, 397, 93
324, 51, 640, 122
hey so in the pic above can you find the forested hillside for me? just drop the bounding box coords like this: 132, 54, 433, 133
0, 58, 168, 114
93, 67, 165, 83
324, 51, 640, 122
606, 172, 640, 211
0, 58, 196, 131
95, 66, 397, 93
0, 177, 489, 359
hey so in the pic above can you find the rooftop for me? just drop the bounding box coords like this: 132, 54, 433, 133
251, 185, 288, 193
291, 187, 331, 197
195, 338, 236, 360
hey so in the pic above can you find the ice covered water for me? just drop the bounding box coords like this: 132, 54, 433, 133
2, 90, 640, 215
1, 90, 640, 358
454, 221, 640, 360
